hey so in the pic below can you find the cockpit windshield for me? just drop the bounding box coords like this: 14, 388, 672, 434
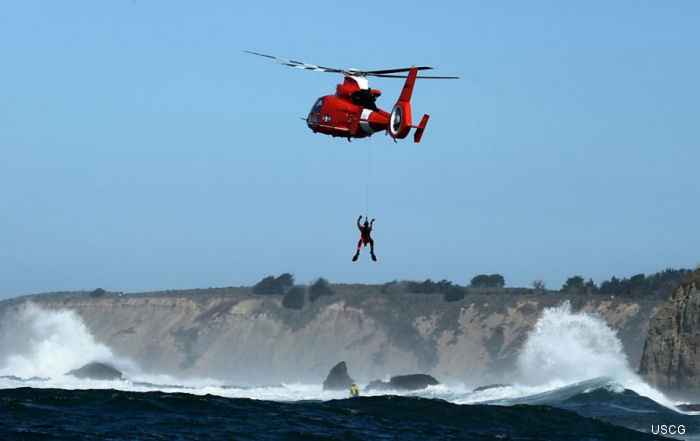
310, 98, 324, 113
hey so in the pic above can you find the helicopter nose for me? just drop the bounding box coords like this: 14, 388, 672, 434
306, 112, 318, 128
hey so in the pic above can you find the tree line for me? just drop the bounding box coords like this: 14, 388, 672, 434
85, 268, 692, 310
560, 268, 691, 299
248, 268, 691, 309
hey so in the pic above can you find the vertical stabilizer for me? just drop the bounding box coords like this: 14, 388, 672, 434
388, 67, 418, 139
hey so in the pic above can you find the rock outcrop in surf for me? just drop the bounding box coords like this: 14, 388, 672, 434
639, 268, 700, 395
66, 362, 123, 380
366, 374, 439, 391
322, 361, 354, 391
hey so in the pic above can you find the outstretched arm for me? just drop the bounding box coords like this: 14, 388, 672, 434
357, 215, 363, 230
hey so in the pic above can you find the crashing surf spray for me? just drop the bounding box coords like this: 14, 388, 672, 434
514, 301, 674, 408
0, 303, 240, 392
516, 301, 631, 386
0, 302, 115, 378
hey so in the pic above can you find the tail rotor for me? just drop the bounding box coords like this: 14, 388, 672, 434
387, 67, 431, 143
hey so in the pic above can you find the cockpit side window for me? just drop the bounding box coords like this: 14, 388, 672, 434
311, 98, 324, 113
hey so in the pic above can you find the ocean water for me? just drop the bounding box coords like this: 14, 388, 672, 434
1, 302, 698, 440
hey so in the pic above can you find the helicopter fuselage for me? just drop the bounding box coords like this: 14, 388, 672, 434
306, 76, 392, 140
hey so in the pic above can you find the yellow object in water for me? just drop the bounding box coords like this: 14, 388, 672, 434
350, 382, 360, 397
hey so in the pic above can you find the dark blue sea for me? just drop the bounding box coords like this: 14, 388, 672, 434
1, 383, 698, 441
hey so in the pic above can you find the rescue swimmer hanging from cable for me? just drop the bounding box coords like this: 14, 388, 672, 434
353, 215, 376, 262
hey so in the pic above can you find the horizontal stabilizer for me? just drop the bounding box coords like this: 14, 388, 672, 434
413, 114, 429, 143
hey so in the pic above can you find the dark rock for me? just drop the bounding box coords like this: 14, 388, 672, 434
322, 361, 354, 391
366, 379, 388, 391
639, 269, 700, 395
366, 374, 439, 391
66, 362, 123, 380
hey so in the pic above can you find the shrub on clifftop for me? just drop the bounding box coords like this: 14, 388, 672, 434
470, 274, 505, 288
309, 278, 334, 302
253, 273, 295, 295
282, 286, 306, 310
89, 288, 106, 297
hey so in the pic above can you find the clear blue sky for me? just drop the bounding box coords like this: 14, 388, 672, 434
1, 1, 699, 298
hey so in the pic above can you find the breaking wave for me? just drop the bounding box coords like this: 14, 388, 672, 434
513, 301, 674, 408
517, 301, 631, 385
0, 303, 116, 378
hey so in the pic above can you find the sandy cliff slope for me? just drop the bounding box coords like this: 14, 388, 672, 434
1, 285, 662, 385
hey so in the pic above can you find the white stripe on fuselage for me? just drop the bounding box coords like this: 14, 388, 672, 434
359, 108, 379, 134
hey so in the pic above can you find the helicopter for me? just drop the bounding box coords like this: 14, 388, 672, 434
245, 51, 458, 143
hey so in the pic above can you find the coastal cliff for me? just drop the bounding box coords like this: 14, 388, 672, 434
0, 285, 663, 385
640, 269, 700, 395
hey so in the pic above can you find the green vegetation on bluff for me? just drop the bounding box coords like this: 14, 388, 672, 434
563, 269, 692, 299
9, 268, 690, 313
250, 268, 693, 310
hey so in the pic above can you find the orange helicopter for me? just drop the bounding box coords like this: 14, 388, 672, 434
245, 51, 458, 142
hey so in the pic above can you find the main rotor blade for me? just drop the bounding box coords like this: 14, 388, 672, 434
244, 50, 343, 74
245, 51, 459, 79
371, 74, 461, 79
363, 66, 434, 75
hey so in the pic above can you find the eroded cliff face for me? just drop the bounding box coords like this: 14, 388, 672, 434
0, 286, 662, 385
640, 271, 700, 394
